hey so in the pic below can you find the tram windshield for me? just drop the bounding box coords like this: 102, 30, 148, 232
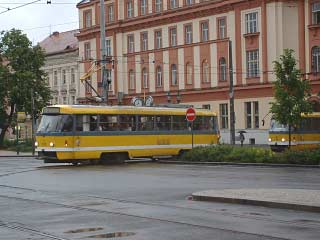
37, 114, 73, 133
270, 119, 288, 132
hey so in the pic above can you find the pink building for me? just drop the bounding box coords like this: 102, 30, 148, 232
76, 0, 320, 144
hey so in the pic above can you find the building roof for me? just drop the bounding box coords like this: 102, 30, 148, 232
39, 29, 79, 56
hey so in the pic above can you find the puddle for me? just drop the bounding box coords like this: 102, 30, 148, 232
85, 232, 136, 238
65, 227, 104, 234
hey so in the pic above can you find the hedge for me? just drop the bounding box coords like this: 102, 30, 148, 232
179, 145, 320, 165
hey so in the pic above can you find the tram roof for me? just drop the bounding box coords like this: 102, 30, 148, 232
302, 112, 320, 117
43, 105, 217, 116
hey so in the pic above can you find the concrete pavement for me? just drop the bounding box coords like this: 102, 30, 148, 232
192, 188, 320, 213
1, 150, 319, 213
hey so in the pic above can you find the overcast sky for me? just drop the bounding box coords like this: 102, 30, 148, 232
0, 0, 79, 45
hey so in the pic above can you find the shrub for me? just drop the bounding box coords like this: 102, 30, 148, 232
179, 145, 319, 165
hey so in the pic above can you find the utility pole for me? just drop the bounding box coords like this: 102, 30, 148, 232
31, 89, 35, 156
229, 40, 236, 145
100, 0, 108, 104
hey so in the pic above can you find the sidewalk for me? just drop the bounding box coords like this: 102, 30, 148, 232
192, 188, 320, 213
0, 150, 34, 157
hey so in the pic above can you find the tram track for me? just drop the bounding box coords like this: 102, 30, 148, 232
0, 188, 317, 240
0, 183, 319, 230
0, 221, 71, 240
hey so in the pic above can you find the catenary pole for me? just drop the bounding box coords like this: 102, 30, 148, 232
100, 0, 108, 104
229, 40, 236, 145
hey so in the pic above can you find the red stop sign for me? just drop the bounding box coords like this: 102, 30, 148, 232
186, 108, 196, 122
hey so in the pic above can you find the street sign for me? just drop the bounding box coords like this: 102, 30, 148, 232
186, 107, 196, 122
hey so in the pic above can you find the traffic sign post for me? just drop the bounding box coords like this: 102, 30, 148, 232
186, 108, 196, 149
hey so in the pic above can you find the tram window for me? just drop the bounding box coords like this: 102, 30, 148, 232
75, 115, 89, 132
155, 116, 171, 131
61, 115, 73, 132
172, 116, 187, 130
192, 116, 213, 131
119, 115, 136, 131
137, 115, 154, 131
99, 115, 118, 131
90, 115, 98, 131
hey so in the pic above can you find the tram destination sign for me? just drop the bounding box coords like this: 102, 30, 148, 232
186, 107, 196, 122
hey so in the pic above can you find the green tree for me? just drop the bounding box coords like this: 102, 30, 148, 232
0, 29, 51, 146
270, 49, 312, 148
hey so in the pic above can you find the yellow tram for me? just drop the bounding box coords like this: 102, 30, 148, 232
268, 112, 320, 151
35, 105, 219, 164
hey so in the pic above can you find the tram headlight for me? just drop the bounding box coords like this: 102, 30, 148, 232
65, 140, 68, 147
268, 138, 272, 142
34, 141, 38, 147
281, 138, 286, 142
49, 142, 54, 147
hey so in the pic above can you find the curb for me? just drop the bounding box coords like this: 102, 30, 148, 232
157, 160, 320, 168
191, 194, 320, 213
0, 155, 35, 158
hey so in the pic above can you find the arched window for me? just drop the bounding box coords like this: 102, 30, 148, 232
129, 70, 135, 90
142, 68, 148, 88
219, 57, 227, 81
186, 63, 193, 85
202, 60, 209, 83
156, 66, 162, 87
171, 64, 177, 86
312, 46, 320, 73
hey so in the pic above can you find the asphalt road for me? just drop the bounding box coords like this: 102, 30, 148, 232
0, 156, 320, 240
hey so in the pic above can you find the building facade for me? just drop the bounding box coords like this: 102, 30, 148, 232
40, 30, 80, 105
76, 0, 320, 145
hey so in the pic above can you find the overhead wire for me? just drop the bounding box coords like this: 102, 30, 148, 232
0, 0, 42, 14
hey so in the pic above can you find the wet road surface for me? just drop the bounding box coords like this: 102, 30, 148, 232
0, 157, 320, 239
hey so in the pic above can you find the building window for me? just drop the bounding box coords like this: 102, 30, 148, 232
312, 3, 320, 24
312, 46, 320, 73
71, 68, 75, 83
129, 70, 135, 90
63, 97, 67, 104
171, 64, 177, 86
185, 0, 193, 5
202, 60, 209, 83
245, 102, 252, 129
141, 32, 148, 51
253, 101, 259, 128
201, 21, 209, 42
186, 63, 192, 85
127, 0, 133, 18
142, 68, 148, 88
156, 66, 162, 87
155, 0, 162, 13
85, 77, 92, 93
108, 4, 114, 22
155, 30, 162, 49
84, 10, 92, 28
247, 50, 259, 78
245, 102, 260, 128
71, 96, 76, 104
62, 70, 66, 84
140, 0, 147, 15
106, 39, 112, 56
169, 27, 177, 47
84, 42, 91, 60
106, 69, 112, 91
245, 12, 258, 34
219, 103, 228, 129
219, 57, 227, 81
128, 35, 134, 53
53, 71, 58, 86
218, 17, 226, 39
170, 0, 178, 9
185, 24, 192, 44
